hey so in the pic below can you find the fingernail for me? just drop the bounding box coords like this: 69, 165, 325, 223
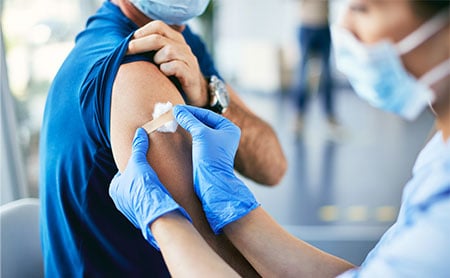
128, 40, 135, 51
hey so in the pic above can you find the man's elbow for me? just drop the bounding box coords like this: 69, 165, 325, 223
245, 154, 287, 186
260, 156, 287, 186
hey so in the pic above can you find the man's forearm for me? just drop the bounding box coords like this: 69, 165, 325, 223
223, 87, 287, 186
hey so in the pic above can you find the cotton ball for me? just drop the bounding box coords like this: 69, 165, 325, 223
152, 102, 178, 133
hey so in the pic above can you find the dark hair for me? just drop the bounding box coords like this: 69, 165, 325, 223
410, 1, 450, 19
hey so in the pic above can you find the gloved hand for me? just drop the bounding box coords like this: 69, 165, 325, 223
109, 128, 191, 250
173, 105, 259, 234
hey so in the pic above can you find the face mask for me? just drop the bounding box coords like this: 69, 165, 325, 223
331, 11, 450, 120
130, 0, 210, 25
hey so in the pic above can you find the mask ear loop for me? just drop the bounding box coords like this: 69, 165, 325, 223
421, 58, 450, 116
396, 10, 450, 55
420, 59, 450, 86
428, 99, 438, 117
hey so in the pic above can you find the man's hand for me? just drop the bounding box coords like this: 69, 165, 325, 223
109, 128, 191, 249
127, 20, 208, 107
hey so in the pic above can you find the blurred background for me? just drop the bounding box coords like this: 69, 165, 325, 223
1, 0, 435, 265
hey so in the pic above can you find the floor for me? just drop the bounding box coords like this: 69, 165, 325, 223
235, 79, 435, 265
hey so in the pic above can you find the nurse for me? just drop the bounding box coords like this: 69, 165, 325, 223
110, 0, 450, 276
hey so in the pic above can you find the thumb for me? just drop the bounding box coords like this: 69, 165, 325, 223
132, 128, 149, 159
173, 105, 204, 137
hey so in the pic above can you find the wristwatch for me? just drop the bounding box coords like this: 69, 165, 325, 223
207, 75, 230, 114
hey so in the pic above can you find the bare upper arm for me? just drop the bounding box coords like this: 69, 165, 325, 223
111, 61, 185, 171
111, 61, 196, 208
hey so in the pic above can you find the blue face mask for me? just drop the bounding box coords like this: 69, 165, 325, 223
130, 0, 210, 25
331, 11, 450, 121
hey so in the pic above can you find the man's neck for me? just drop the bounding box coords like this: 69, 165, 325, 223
111, 0, 151, 27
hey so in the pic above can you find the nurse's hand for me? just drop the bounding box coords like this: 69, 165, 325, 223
173, 105, 259, 234
109, 128, 191, 250
127, 20, 208, 107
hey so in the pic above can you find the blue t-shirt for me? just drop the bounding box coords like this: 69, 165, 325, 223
39, 1, 218, 276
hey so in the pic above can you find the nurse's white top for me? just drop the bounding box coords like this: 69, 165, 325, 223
338, 131, 450, 277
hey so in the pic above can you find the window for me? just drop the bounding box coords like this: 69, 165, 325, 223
2, 0, 102, 199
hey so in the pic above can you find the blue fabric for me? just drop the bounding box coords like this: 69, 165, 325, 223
39, 1, 219, 276
338, 132, 450, 277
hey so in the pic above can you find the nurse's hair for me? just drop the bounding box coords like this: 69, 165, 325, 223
410, 1, 450, 19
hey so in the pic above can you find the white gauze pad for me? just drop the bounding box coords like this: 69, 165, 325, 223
142, 102, 178, 134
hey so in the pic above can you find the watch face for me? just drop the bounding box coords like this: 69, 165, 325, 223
216, 85, 230, 108
210, 76, 230, 111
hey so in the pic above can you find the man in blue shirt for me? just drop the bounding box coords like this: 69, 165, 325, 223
39, 0, 286, 276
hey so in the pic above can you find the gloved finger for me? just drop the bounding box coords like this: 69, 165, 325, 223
178, 105, 225, 129
186, 105, 238, 133
175, 105, 235, 131
132, 128, 149, 159
108, 172, 121, 198
173, 105, 206, 137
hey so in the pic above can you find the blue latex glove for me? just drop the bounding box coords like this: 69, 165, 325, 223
109, 128, 191, 250
173, 105, 259, 234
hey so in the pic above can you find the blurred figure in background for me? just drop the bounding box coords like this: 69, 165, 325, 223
294, 0, 337, 136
